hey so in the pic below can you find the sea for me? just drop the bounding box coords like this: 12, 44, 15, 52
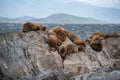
0, 23, 120, 40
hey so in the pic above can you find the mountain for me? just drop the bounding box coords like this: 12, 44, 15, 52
0, 13, 104, 23
44, 13, 103, 23
0, 17, 21, 23
0, 1, 120, 23
29, 13, 105, 24
0, 17, 11, 21
56, 1, 120, 23
15, 16, 36, 21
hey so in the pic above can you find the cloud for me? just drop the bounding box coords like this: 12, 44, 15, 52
65, 0, 120, 9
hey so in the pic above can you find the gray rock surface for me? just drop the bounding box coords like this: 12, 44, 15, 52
70, 70, 120, 80
0, 31, 120, 80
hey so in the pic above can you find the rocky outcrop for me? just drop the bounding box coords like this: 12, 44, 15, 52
0, 31, 120, 80
70, 70, 120, 80
0, 31, 63, 80
64, 37, 120, 74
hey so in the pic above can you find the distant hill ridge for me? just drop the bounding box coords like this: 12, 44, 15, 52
0, 13, 105, 23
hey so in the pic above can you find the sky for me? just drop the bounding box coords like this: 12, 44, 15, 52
0, 0, 120, 22
69, 0, 120, 9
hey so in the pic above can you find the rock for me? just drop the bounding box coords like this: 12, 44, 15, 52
0, 31, 63, 79
35, 70, 75, 80
63, 52, 92, 74
70, 70, 120, 80
0, 31, 120, 80
63, 36, 120, 74
102, 37, 120, 70
102, 37, 120, 59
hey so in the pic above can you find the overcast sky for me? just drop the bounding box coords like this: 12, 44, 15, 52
67, 0, 120, 9
0, 0, 120, 18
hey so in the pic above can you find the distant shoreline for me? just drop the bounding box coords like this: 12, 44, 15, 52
0, 22, 120, 24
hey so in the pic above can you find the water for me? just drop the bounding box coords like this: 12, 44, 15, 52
0, 23, 120, 40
